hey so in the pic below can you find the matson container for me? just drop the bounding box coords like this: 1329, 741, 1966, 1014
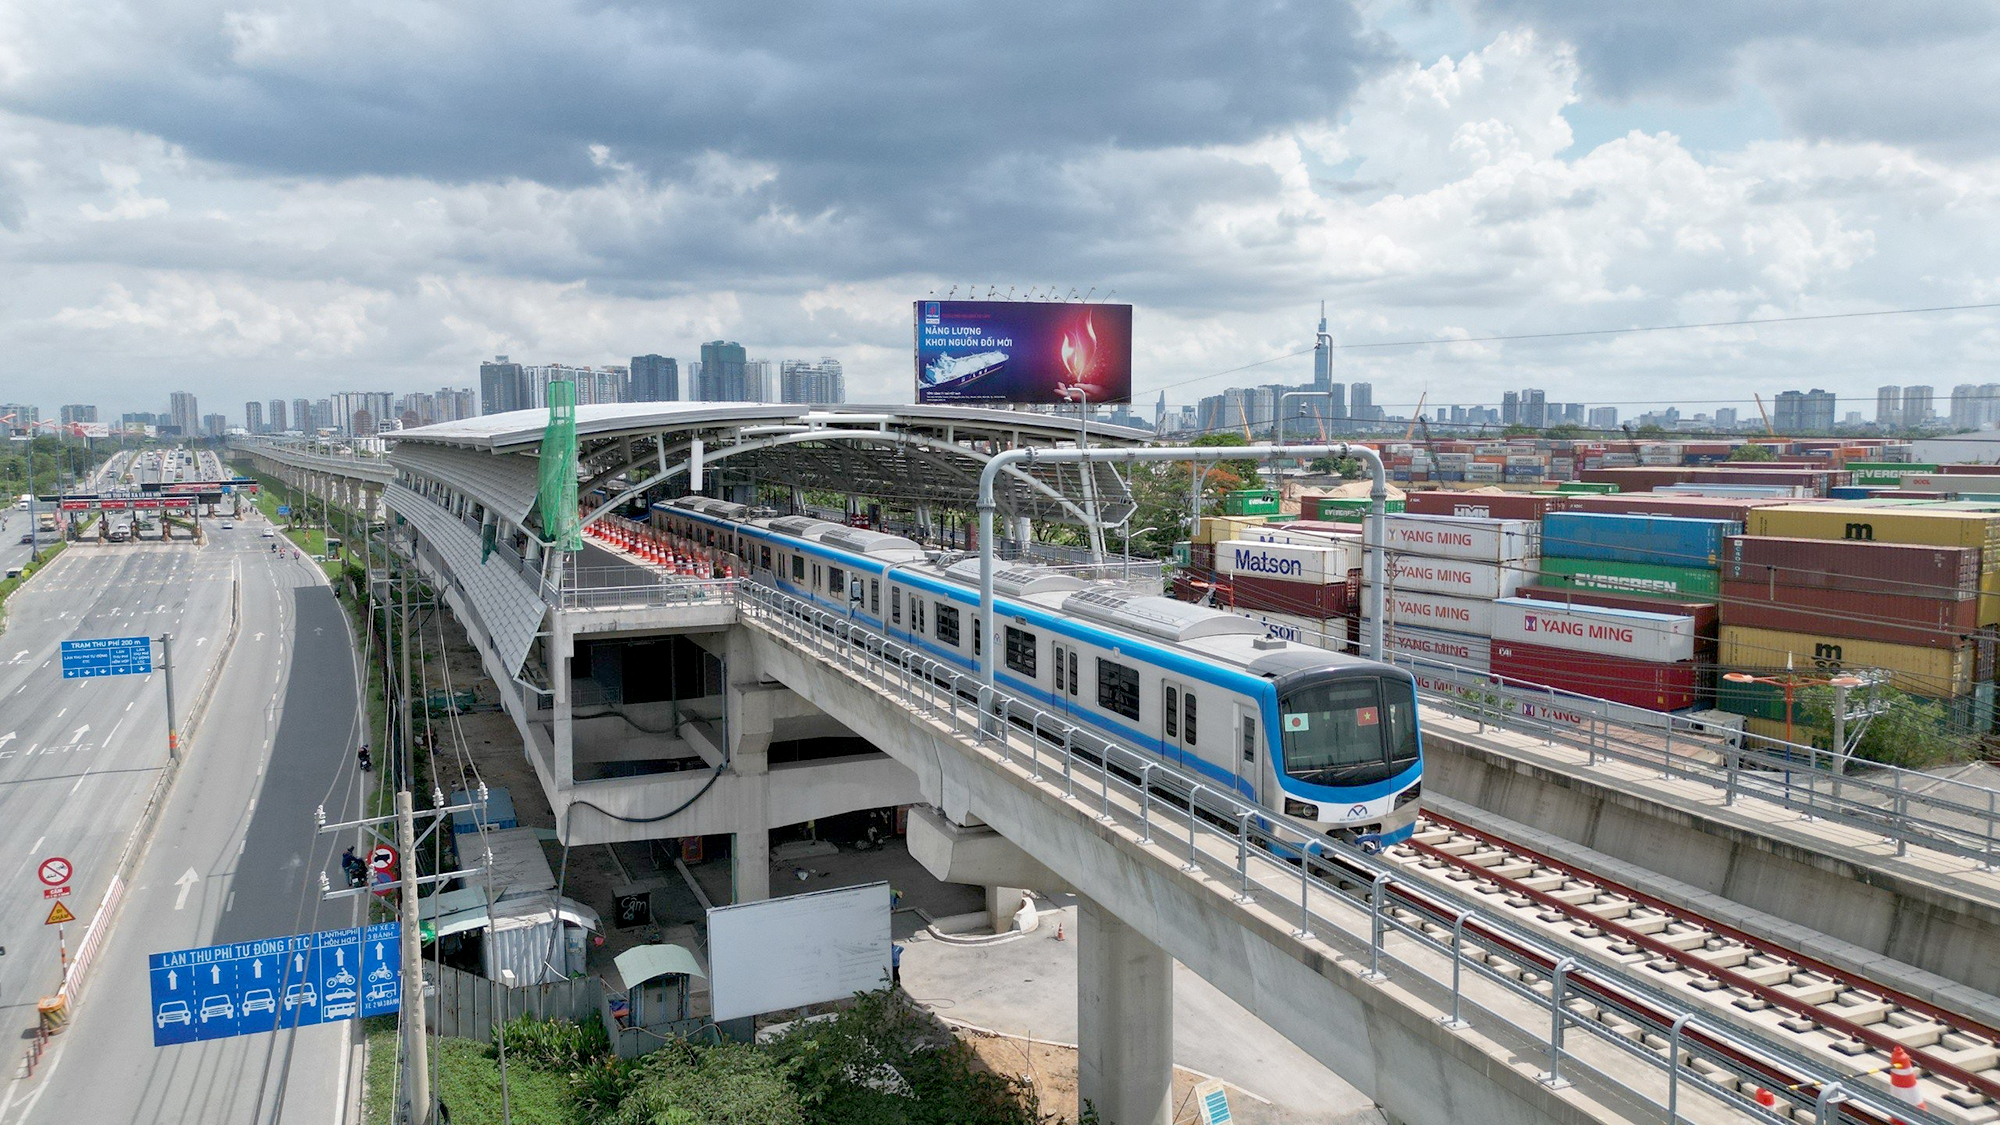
1718, 625, 1975, 698
1386, 624, 1491, 671
1361, 589, 1496, 635
1541, 512, 1742, 569
1492, 597, 1699, 662
1722, 536, 1978, 600
1385, 555, 1527, 599
1717, 580, 1977, 650
1539, 556, 1721, 601
1218, 539, 1348, 584
1221, 574, 1350, 619
1239, 527, 1364, 569
1491, 640, 1699, 711
1402, 491, 1565, 521
1382, 514, 1540, 563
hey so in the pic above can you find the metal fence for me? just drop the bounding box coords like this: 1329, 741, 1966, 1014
731, 579, 1931, 1125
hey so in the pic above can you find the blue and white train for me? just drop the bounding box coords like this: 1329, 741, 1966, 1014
654, 497, 1423, 847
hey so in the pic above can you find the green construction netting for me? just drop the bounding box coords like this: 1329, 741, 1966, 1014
534, 380, 583, 553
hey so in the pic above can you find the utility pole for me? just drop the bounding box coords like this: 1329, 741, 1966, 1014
395, 532, 429, 1124
158, 633, 179, 762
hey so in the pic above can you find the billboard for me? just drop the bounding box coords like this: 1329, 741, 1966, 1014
914, 300, 1132, 405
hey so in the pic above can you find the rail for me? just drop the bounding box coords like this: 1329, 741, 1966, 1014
731, 578, 1950, 1125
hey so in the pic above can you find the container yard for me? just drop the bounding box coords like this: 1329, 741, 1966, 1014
1169, 432, 1999, 753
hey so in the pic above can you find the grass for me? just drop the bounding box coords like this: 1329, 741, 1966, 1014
361, 1023, 573, 1125
0, 540, 66, 632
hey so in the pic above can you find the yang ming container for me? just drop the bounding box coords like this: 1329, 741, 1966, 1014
1385, 624, 1491, 671
1385, 555, 1527, 599
1361, 588, 1496, 635
1382, 514, 1540, 564
1491, 597, 1699, 662
1541, 512, 1741, 569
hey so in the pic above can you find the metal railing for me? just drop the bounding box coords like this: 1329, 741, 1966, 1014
558, 569, 737, 611
729, 579, 1934, 1125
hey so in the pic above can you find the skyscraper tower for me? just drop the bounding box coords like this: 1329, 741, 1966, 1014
1313, 301, 1331, 392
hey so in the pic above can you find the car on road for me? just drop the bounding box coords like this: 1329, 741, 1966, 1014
17, 533, 31, 544
261, 528, 276, 538
323, 985, 358, 1020
155, 1001, 192, 1029
199, 995, 236, 1023
241, 988, 276, 1015
283, 982, 317, 1011
220, 521, 233, 530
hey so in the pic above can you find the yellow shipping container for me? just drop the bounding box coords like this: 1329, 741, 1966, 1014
1196, 516, 1261, 545
1718, 625, 1974, 697
1743, 716, 1817, 749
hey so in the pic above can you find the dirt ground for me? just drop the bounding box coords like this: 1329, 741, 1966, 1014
959, 1028, 1249, 1125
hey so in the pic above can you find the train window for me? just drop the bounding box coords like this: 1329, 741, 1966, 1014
870, 580, 880, 614
1067, 650, 1078, 696
1163, 686, 1178, 738
913, 598, 926, 634
791, 554, 805, 581
892, 587, 903, 625
813, 564, 823, 591
1004, 627, 1036, 677
1385, 684, 1420, 772
1278, 678, 1410, 784
760, 546, 772, 570
1097, 660, 1140, 720
829, 566, 844, 595
1184, 694, 1197, 746
1242, 716, 1257, 763
936, 604, 960, 646
973, 617, 981, 657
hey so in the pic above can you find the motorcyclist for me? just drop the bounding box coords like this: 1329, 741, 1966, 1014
340, 848, 365, 886
356, 744, 372, 771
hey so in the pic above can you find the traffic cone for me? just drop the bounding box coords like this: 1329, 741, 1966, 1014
1054, 922, 1064, 941
1889, 1046, 1927, 1118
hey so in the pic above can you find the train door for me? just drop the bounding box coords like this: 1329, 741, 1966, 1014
1162, 679, 1195, 768
1238, 702, 1263, 805
1051, 640, 1080, 717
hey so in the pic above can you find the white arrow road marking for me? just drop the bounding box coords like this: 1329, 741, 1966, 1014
174, 868, 200, 910
71, 724, 89, 742
9, 650, 25, 663
0, 732, 14, 751
194, 637, 207, 647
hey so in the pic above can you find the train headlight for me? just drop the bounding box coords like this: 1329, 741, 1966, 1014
1394, 783, 1422, 808
1284, 798, 1319, 819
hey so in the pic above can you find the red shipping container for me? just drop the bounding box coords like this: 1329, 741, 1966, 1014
1267, 520, 1364, 538
1402, 491, 1566, 521
1516, 584, 1719, 637
1490, 640, 1700, 711
1722, 536, 1978, 600
1717, 580, 1978, 650
1220, 573, 1351, 618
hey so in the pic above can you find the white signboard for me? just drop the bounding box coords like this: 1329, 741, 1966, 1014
707, 881, 891, 1021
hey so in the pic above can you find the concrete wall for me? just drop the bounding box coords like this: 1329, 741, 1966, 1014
1425, 732, 2000, 998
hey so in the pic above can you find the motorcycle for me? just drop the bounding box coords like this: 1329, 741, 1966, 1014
356, 746, 372, 772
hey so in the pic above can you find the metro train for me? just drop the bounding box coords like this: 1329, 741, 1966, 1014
653, 496, 1423, 847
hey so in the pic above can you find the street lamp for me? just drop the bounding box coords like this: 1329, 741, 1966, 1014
1122, 525, 1158, 582
1722, 670, 1867, 779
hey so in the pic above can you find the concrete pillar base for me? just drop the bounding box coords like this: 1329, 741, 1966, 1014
1078, 896, 1173, 1125
985, 885, 1027, 933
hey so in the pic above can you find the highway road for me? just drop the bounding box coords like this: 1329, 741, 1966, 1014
0, 510, 372, 1125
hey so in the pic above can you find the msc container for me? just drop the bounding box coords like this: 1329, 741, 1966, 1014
1217, 539, 1348, 584
1221, 573, 1351, 619
1717, 625, 1975, 697
1538, 556, 1721, 601
1722, 536, 1978, 600
1515, 584, 1718, 638
1541, 512, 1742, 569
1718, 580, 1977, 649
1491, 597, 1699, 662
1401, 491, 1565, 521
1361, 589, 1496, 635
1490, 640, 1700, 712
1385, 624, 1491, 671
1745, 505, 2000, 557
1382, 514, 1540, 564
1384, 555, 1527, 600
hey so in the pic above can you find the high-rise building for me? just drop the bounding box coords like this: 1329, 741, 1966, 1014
1501, 391, 1519, 426
438, 387, 476, 421
1715, 407, 1737, 429
1772, 389, 1836, 434
331, 392, 394, 435
698, 341, 749, 401
1521, 388, 1548, 429
1875, 385, 1901, 429
0, 404, 35, 436
314, 398, 334, 433
780, 358, 846, 404
244, 400, 263, 433
169, 391, 199, 436
1563, 403, 1585, 425
1950, 384, 1983, 431
268, 398, 287, 433
1350, 383, 1374, 421
1902, 385, 1934, 427
201, 413, 226, 437
59, 404, 97, 426
630, 355, 678, 402
1982, 384, 2000, 428
1588, 406, 1619, 430
480, 356, 528, 415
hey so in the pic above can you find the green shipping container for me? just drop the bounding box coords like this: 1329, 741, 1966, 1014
1715, 676, 1802, 723
1312, 496, 1406, 522
1539, 555, 1721, 600
1223, 489, 1280, 516
1848, 462, 1939, 486
1556, 481, 1621, 495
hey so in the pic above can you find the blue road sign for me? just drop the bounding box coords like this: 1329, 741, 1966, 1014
276, 505, 290, 515
148, 922, 399, 1047
60, 636, 153, 679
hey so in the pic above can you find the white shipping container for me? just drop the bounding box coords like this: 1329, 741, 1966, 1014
1386, 624, 1491, 671
1217, 539, 1344, 584
1383, 514, 1540, 563
1385, 556, 1527, 599
1490, 597, 1697, 662
1655, 483, 1806, 499
1362, 589, 1496, 635
1241, 525, 1364, 567
1223, 608, 1349, 652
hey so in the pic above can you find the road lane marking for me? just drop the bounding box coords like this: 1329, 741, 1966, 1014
30, 834, 43, 851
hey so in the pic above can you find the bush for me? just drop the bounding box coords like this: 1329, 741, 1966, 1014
605, 1038, 803, 1125
496, 1014, 612, 1072
1793, 684, 1969, 768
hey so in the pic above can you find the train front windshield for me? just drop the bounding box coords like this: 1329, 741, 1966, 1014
1278, 676, 1420, 787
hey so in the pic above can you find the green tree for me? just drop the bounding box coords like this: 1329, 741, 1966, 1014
1791, 684, 1967, 768
1541, 424, 1584, 440
766, 989, 1037, 1125
1726, 443, 1777, 462
1635, 423, 1668, 437
1500, 424, 1537, 438
607, 1039, 803, 1125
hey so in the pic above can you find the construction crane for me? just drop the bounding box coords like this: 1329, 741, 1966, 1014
1402, 392, 1428, 441
1752, 393, 1777, 438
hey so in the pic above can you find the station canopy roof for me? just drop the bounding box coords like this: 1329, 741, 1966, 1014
389, 402, 1156, 530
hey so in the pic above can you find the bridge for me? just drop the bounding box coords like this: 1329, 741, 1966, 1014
232, 408, 2000, 1125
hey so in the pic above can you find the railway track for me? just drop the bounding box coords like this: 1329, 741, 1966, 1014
1386, 810, 2000, 1124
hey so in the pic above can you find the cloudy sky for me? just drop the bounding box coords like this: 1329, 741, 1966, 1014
2, 0, 1997, 424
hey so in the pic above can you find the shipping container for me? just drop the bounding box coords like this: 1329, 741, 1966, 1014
1551, 492, 1798, 524
1490, 640, 1700, 711
1401, 491, 1565, 521
1847, 462, 1940, 486
1745, 504, 2000, 556
1360, 589, 1496, 635
1715, 676, 1803, 723
1221, 607, 1350, 652
1538, 556, 1721, 600
1515, 584, 1719, 637
1194, 515, 1263, 545
1492, 597, 1699, 662
1721, 536, 1977, 600
1827, 486, 1874, 500
1903, 473, 2000, 494
1542, 512, 1742, 569
1217, 539, 1349, 584
1386, 623, 1492, 670
1239, 526, 1365, 569
1556, 481, 1620, 495
1382, 514, 1540, 563
1717, 625, 1974, 697
1656, 483, 1809, 499
1385, 555, 1528, 599
1717, 580, 1977, 649
1222, 489, 1280, 516
1220, 573, 1352, 618
1309, 496, 1406, 522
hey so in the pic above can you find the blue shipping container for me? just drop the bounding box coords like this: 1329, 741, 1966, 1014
1828, 485, 1874, 499
1540, 512, 1742, 569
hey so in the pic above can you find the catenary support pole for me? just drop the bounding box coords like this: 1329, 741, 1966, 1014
158, 633, 178, 762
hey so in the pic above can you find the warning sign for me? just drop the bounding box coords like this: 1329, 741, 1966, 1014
45, 900, 75, 926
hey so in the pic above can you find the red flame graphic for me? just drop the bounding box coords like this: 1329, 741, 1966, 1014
1060, 313, 1097, 383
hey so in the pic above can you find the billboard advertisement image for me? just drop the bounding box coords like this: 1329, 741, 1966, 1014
914, 301, 1132, 405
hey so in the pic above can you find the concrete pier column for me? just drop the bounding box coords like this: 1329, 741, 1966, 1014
1077, 896, 1173, 1125
726, 632, 775, 904
986, 885, 1027, 932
